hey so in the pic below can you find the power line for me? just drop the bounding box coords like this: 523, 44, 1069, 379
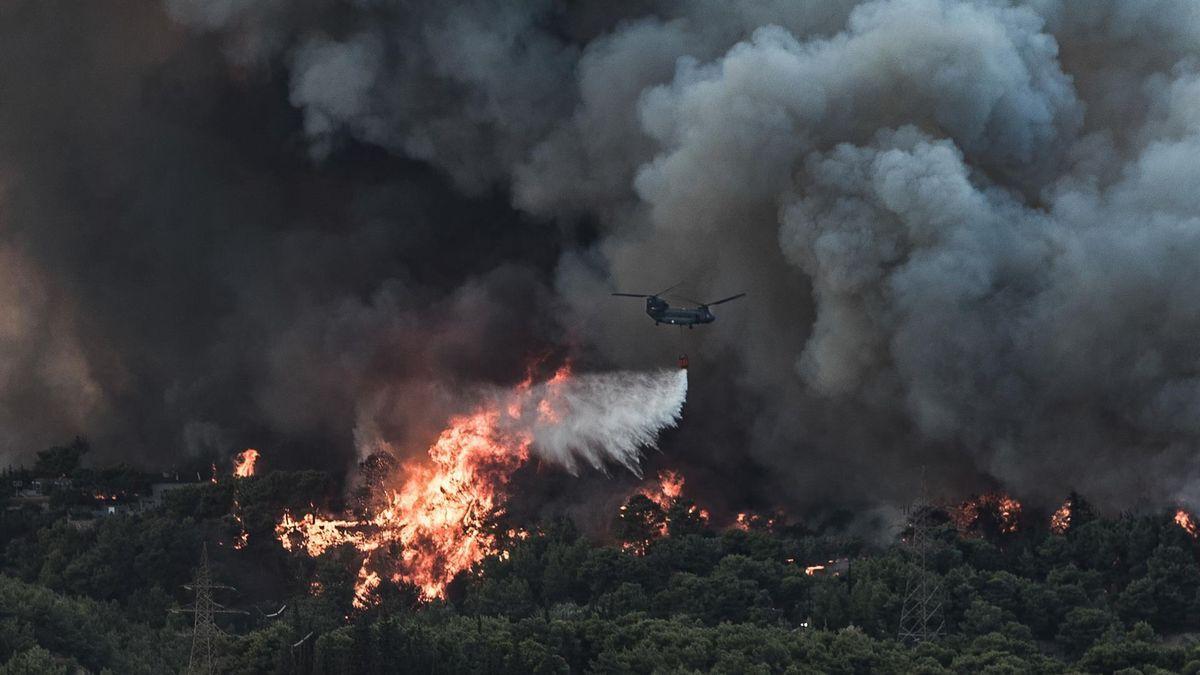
173, 543, 245, 674
898, 471, 944, 644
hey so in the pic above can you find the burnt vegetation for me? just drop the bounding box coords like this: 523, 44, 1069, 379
5, 450, 1200, 672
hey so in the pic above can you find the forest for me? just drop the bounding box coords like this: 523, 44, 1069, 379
4, 441, 1200, 674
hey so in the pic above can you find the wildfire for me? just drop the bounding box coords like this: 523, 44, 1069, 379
536, 365, 570, 424
733, 512, 777, 531
234, 448, 260, 478
1176, 509, 1198, 538
803, 558, 849, 577
1050, 498, 1072, 535
619, 470, 709, 555
276, 365, 572, 606
229, 450, 261, 549
640, 470, 685, 512
953, 493, 1022, 535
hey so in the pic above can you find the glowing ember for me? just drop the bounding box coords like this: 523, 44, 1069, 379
995, 495, 1022, 533
732, 512, 776, 531
234, 448, 260, 478
276, 366, 570, 605
954, 493, 1022, 535
1176, 509, 1198, 538
803, 558, 849, 577
1050, 498, 1072, 535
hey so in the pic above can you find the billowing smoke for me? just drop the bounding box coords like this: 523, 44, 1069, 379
7, 0, 1200, 517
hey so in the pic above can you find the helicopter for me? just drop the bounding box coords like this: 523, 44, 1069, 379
611, 285, 746, 328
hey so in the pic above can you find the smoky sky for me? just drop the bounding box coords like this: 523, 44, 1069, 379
6, 0, 1200, 515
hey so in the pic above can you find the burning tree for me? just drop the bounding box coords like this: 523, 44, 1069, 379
953, 493, 1023, 538
1176, 509, 1198, 539
1050, 492, 1095, 535
277, 405, 531, 605
616, 470, 709, 555
232, 449, 259, 478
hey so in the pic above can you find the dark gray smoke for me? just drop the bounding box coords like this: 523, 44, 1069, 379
6, 0, 1200, 515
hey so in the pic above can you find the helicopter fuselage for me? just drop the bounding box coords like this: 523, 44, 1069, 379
646, 297, 714, 326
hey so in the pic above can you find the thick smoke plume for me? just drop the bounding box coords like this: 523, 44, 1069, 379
7, 0, 1200, 517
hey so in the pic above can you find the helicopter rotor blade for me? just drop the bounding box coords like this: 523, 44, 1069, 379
703, 292, 747, 307
653, 282, 682, 297
611, 293, 652, 298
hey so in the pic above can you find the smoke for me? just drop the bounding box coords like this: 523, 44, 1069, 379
8, 0, 1200, 517
524, 369, 688, 475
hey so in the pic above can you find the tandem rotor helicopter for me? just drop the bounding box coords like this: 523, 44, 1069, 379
611, 284, 746, 368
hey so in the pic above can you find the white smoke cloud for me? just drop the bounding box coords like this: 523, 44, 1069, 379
350, 368, 687, 479
523, 368, 688, 475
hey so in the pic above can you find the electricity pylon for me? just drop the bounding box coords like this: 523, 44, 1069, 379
898, 473, 944, 644
175, 543, 244, 674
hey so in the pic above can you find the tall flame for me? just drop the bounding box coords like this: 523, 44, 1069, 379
278, 407, 531, 604
1176, 508, 1198, 538
234, 448, 260, 478
228, 449, 261, 549
390, 408, 530, 598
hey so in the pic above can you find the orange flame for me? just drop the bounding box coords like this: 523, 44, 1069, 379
1050, 498, 1072, 535
229, 452, 260, 548
391, 409, 530, 599
619, 468, 710, 552
276, 365, 571, 606
234, 449, 260, 478
619, 470, 708, 555
954, 493, 1022, 535
536, 365, 570, 424
640, 470, 685, 512
732, 512, 777, 532
1176, 509, 1198, 538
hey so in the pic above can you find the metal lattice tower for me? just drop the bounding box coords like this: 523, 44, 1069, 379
898, 474, 944, 644
175, 544, 242, 674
